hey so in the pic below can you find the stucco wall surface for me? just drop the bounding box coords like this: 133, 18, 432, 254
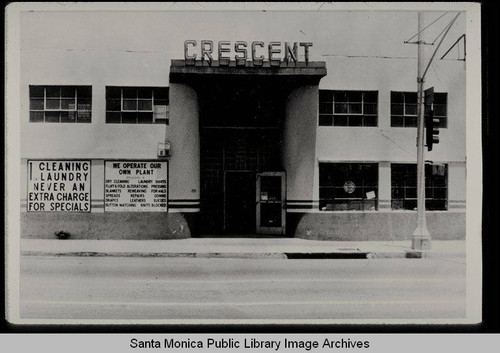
21, 213, 191, 239
288, 212, 465, 241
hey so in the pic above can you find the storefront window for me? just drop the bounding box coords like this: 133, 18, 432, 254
106, 87, 169, 124
319, 90, 378, 127
391, 163, 448, 210
29, 86, 92, 123
319, 163, 378, 211
391, 91, 447, 128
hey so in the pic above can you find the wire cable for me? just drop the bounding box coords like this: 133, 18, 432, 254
405, 12, 448, 43
431, 19, 451, 45
422, 12, 461, 80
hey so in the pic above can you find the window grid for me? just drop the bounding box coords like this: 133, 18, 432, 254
319, 90, 378, 127
319, 163, 379, 211
391, 163, 448, 211
29, 86, 92, 123
106, 87, 169, 124
391, 91, 447, 128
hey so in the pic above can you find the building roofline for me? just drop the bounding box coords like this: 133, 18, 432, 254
170, 59, 327, 77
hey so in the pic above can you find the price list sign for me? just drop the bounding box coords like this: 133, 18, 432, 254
104, 161, 168, 212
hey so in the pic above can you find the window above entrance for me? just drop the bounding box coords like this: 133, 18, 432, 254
319, 90, 378, 127
105, 87, 169, 124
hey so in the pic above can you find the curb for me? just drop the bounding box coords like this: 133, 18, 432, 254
21, 250, 465, 259
21, 251, 287, 259
367, 252, 465, 259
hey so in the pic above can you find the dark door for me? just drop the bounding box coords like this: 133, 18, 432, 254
225, 171, 256, 234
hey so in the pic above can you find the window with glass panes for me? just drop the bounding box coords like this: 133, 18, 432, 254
319, 163, 378, 211
391, 163, 448, 210
319, 90, 378, 127
106, 87, 169, 124
29, 86, 92, 123
391, 92, 447, 128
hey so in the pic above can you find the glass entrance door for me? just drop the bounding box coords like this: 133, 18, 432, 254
256, 172, 286, 235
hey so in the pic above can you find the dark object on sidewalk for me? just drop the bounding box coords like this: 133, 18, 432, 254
285, 252, 367, 259
54, 231, 70, 240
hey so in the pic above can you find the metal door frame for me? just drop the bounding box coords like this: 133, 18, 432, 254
256, 171, 286, 235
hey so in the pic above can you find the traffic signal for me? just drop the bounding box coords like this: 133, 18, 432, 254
425, 110, 440, 151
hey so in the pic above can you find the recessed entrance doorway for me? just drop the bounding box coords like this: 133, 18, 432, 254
169, 60, 327, 238
197, 78, 286, 236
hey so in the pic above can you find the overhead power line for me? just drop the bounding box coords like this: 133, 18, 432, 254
404, 12, 448, 44
422, 12, 461, 80
430, 19, 451, 45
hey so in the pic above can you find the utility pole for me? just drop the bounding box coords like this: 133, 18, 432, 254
412, 11, 431, 250
410, 11, 461, 251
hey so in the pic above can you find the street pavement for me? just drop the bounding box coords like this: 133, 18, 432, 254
20, 238, 466, 259
20, 255, 466, 321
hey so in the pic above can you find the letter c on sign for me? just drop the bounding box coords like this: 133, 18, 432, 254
252, 41, 264, 66
184, 40, 197, 65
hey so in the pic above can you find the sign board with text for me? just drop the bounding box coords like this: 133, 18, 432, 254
27, 160, 91, 212
184, 40, 313, 66
105, 161, 168, 212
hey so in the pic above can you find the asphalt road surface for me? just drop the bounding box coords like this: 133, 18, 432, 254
20, 256, 466, 320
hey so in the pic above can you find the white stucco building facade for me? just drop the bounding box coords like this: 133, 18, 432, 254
18, 9, 467, 240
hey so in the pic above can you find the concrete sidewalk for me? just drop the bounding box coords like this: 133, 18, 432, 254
20, 238, 466, 259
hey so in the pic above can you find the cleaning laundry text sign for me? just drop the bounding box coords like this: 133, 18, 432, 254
27, 160, 91, 212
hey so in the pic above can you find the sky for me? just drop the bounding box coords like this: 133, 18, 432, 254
20, 9, 466, 63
